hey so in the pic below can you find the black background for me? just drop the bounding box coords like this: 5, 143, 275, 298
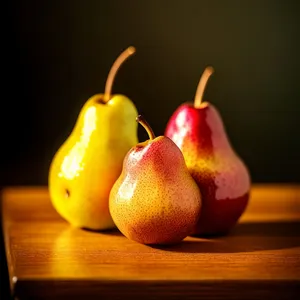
1, 0, 300, 185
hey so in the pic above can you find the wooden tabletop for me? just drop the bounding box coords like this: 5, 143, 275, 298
1, 184, 300, 299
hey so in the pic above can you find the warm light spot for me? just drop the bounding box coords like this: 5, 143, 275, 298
172, 110, 189, 148
118, 177, 137, 201
81, 106, 97, 142
59, 107, 97, 180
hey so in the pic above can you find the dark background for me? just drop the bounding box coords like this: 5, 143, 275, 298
1, 0, 300, 186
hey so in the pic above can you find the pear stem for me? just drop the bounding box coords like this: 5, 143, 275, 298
103, 46, 136, 103
136, 115, 156, 140
194, 66, 214, 108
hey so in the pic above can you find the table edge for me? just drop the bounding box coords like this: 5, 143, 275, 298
13, 278, 300, 299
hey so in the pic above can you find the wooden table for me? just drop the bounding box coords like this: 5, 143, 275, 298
1, 185, 300, 299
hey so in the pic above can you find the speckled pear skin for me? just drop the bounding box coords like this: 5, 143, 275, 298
165, 102, 251, 236
109, 136, 202, 245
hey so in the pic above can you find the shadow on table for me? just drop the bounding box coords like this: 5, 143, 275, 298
81, 221, 300, 254
151, 221, 300, 254
231, 221, 300, 237
82, 227, 122, 236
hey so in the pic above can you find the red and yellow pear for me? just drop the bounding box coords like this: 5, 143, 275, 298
165, 67, 251, 236
109, 115, 202, 245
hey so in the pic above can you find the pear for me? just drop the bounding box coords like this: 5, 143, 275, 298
109, 115, 202, 245
49, 47, 138, 230
165, 67, 251, 236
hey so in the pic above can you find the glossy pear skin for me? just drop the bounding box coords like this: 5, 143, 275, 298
165, 103, 251, 236
109, 136, 202, 245
49, 94, 138, 230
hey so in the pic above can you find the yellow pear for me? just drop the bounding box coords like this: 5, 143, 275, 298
49, 47, 138, 230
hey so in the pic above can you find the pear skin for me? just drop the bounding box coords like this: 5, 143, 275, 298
109, 116, 202, 245
165, 67, 251, 236
49, 47, 138, 230
165, 102, 251, 235
49, 94, 138, 230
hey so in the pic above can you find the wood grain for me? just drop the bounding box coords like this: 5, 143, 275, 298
1, 184, 300, 299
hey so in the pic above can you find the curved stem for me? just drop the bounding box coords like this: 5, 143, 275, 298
136, 115, 156, 140
194, 66, 214, 108
104, 46, 136, 103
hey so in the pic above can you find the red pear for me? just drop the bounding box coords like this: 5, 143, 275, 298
165, 67, 251, 236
